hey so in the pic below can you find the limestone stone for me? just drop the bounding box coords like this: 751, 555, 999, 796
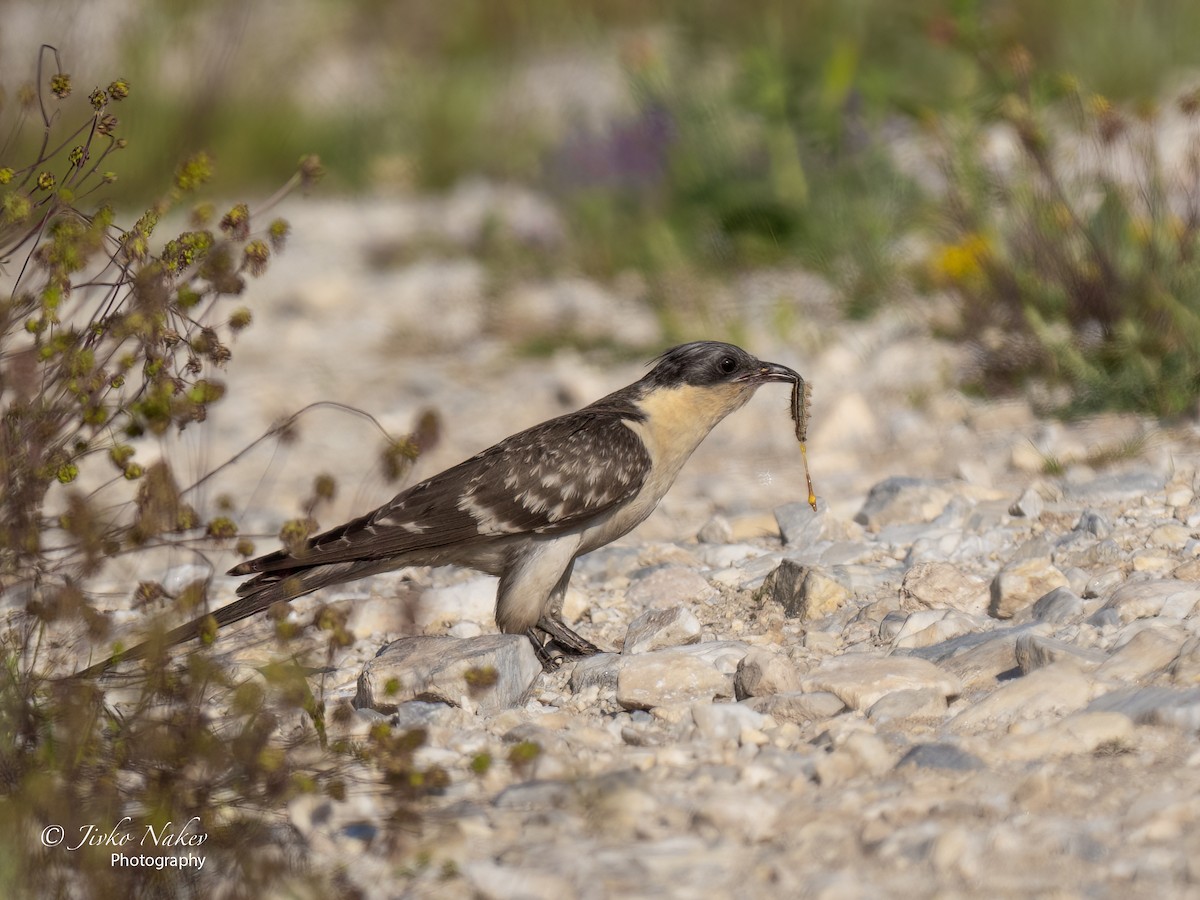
355, 634, 541, 713
989, 558, 1069, 619
615, 650, 733, 710
800, 654, 961, 711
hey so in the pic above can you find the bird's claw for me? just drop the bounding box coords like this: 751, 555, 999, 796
526, 617, 604, 671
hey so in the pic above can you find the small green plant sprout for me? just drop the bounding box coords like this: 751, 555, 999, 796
469, 752, 493, 775
506, 739, 542, 777
463, 664, 499, 694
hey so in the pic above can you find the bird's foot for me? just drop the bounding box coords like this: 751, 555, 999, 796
526, 631, 566, 671
535, 616, 602, 656
526, 617, 604, 671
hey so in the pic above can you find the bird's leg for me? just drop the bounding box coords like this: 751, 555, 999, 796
533, 558, 604, 658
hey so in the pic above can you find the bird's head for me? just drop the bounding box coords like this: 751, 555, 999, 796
644, 341, 800, 391
629, 341, 801, 445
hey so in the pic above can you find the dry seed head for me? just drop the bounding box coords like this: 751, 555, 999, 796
298, 154, 324, 186
221, 202, 250, 238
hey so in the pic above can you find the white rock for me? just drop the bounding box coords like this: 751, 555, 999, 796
900, 561, 989, 615
1099, 580, 1200, 623
1009, 486, 1044, 518
950, 662, 1096, 732
1095, 627, 1188, 682
800, 654, 962, 711
622, 606, 702, 654
989, 558, 1069, 619
690, 703, 769, 743
415, 576, 498, 630
625, 566, 717, 609
734, 647, 804, 699
762, 561, 850, 621
999, 711, 1134, 761
615, 651, 733, 710
355, 634, 540, 712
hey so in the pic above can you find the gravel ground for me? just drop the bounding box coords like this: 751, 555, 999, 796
96, 191, 1200, 898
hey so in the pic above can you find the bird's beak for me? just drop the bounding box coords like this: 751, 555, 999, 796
741, 360, 800, 384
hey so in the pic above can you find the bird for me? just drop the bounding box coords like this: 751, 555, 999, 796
81, 341, 801, 675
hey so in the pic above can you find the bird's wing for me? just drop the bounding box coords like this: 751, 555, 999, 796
232, 410, 651, 575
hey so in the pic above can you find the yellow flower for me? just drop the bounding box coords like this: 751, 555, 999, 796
932, 233, 991, 285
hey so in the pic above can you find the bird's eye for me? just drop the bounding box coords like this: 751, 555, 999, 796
718, 356, 737, 375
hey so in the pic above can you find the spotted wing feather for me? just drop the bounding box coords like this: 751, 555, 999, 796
230, 409, 650, 578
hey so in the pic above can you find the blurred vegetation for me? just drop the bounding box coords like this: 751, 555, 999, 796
926, 55, 1200, 416
0, 47, 458, 896
31, 0, 1199, 412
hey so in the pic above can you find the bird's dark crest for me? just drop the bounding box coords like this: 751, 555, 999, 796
642, 341, 760, 388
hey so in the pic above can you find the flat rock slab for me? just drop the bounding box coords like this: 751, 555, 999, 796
1087, 686, 1200, 732
615, 650, 733, 710
950, 662, 1095, 733
854, 476, 959, 530
800, 654, 962, 710
354, 634, 540, 713
1098, 581, 1200, 624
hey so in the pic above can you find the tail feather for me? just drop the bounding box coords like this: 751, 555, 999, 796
72, 558, 395, 679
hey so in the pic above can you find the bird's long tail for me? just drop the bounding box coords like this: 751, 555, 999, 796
72, 559, 390, 679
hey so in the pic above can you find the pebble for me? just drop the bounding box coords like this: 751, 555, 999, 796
1028, 586, 1085, 623
1009, 486, 1044, 518
414, 576, 498, 630
800, 654, 962, 710
1075, 509, 1112, 538
1094, 627, 1188, 682
1088, 686, 1200, 731
733, 647, 804, 699
762, 560, 850, 621
1170, 637, 1200, 684
690, 703, 770, 743
915, 625, 1042, 689
949, 662, 1094, 732
625, 565, 718, 609
867, 688, 948, 722
1014, 633, 1106, 673
742, 691, 846, 724
896, 742, 984, 771
697, 515, 734, 544
614, 650, 733, 709
891, 609, 983, 649
854, 476, 959, 530
775, 499, 838, 546
899, 561, 989, 615
999, 711, 1135, 761
989, 557, 1069, 619
1099, 580, 1200, 623
622, 606, 702, 654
